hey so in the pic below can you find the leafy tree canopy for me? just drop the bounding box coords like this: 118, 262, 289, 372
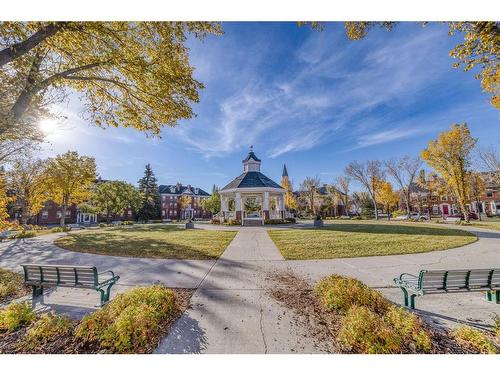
0, 22, 223, 138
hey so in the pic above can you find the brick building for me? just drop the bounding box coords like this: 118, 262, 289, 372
159, 183, 211, 220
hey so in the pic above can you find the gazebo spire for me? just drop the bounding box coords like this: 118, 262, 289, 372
282, 164, 288, 178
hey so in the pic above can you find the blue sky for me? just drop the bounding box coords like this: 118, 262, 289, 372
41, 22, 500, 192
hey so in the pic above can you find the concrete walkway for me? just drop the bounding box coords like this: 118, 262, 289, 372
0, 232, 214, 288
155, 228, 328, 353
1, 223, 499, 353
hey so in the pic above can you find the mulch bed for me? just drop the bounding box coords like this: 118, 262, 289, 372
0, 288, 193, 354
265, 271, 483, 354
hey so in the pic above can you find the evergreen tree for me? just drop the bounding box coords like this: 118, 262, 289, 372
137, 163, 161, 222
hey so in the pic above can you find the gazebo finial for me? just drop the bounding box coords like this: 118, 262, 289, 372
250, 145, 253, 151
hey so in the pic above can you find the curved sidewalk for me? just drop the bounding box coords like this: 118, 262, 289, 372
1, 224, 499, 353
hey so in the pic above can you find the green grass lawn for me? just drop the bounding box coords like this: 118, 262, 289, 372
467, 217, 500, 232
54, 224, 237, 260
268, 220, 477, 260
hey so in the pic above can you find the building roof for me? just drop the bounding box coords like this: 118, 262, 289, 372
159, 184, 210, 196
221, 171, 283, 190
242, 150, 261, 163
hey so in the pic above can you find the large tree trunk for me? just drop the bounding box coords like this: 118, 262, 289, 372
371, 196, 379, 220
404, 192, 411, 215
60, 204, 66, 227
0, 23, 64, 67
8, 52, 44, 122
21, 205, 29, 225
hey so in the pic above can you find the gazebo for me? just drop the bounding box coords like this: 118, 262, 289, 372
219, 147, 286, 226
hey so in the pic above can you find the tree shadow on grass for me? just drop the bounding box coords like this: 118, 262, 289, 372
302, 223, 476, 237
55, 233, 228, 260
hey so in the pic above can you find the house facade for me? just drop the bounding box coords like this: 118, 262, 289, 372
402, 172, 500, 217
159, 183, 211, 220
294, 184, 348, 217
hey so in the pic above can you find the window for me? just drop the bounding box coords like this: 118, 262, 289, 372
66, 210, 71, 217
162, 210, 165, 216
56, 211, 61, 218
41, 210, 48, 219
487, 192, 493, 197
128, 210, 132, 215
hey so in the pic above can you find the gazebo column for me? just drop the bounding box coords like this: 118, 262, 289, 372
235, 192, 242, 220
280, 192, 286, 219
221, 196, 228, 220
263, 192, 270, 220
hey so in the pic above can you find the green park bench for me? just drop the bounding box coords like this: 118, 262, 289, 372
394, 269, 500, 309
22, 264, 120, 306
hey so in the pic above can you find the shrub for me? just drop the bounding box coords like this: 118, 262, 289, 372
337, 305, 402, 353
224, 219, 241, 226
392, 210, 406, 217
351, 216, 362, 220
0, 268, 27, 302
75, 285, 177, 353
22, 313, 73, 350
493, 314, 500, 338
99, 223, 108, 228
383, 306, 432, 352
148, 219, 163, 224
314, 275, 390, 314
51, 226, 72, 233
452, 326, 498, 354
0, 302, 36, 332
210, 218, 221, 225
121, 221, 134, 225
11, 230, 36, 239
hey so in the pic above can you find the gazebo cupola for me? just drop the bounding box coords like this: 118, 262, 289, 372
243, 146, 261, 172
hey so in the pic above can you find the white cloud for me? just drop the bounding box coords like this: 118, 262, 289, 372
169, 24, 458, 159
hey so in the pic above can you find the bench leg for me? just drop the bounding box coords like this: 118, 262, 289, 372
32, 285, 43, 298
98, 283, 115, 306
399, 287, 416, 309
487, 291, 500, 304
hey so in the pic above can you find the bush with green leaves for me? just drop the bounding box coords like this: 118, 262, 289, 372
391, 210, 406, 217
0, 302, 35, 332
51, 226, 72, 233
452, 326, 498, 354
75, 285, 177, 353
493, 314, 500, 338
21, 313, 73, 350
0, 268, 27, 302
383, 305, 432, 353
337, 305, 402, 354
315, 275, 390, 314
11, 230, 36, 239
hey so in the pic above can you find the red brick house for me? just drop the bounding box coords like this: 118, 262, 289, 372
160, 183, 211, 220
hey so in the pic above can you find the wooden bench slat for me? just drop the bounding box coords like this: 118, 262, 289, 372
22, 264, 119, 306
394, 268, 500, 309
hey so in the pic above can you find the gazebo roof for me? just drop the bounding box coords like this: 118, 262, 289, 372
221, 171, 283, 190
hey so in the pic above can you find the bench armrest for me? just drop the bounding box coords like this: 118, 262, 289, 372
399, 273, 417, 280
98, 270, 115, 278
394, 273, 419, 290
97, 270, 119, 286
